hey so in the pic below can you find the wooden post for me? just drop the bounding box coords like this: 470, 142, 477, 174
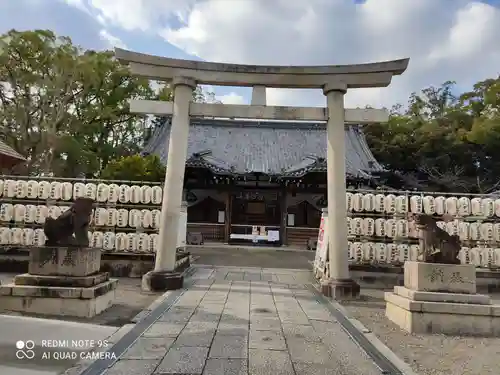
280, 189, 287, 246
224, 191, 232, 243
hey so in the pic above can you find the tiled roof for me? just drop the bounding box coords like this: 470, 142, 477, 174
143, 118, 384, 178
0, 140, 25, 162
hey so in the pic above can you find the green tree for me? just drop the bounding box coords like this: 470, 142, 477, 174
100, 154, 165, 182
0, 29, 153, 177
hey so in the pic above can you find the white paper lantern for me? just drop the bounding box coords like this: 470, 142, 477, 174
395, 195, 408, 214
348, 241, 355, 259
362, 218, 375, 236
410, 196, 423, 214
459, 221, 470, 241
85, 183, 97, 200
396, 219, 408, 238
35, 205, 48, 224
151, 186, 162, 204
434, 196, 445, 215
10, 228, 23, 245
128, 209, 141, 228
118, 185, 131, 203
471, 198, 482, 216
480, 223, 494, 241
374, 194, 385, 212
73, 182, 85, 199
375, 243, 387, 262
23, 205, 36, 223
106, 208, 117, 227
15, 180, 28, 199
26, 180, 39, 199
481, 198, 495, 217
33, 228, 45, 246
38, 181, 51, 199
387, 244, 398, 263
141, 209, 152, 228
137, 233, 150, 253
362, 242, 375, 262
151, 209, 161, 229
385, 219, 397, 238
140, 186, 152, 204
374, 218, 386, 237
96, 183, 109, 202
22, 228, 34, 246
61, 182, 73, 201
346, 192, 353, 211
362, 194, 374, 212
346, 217, 354, 237
107, 184, 120, 203
103, 232, 116, 251
115, 232, 128, 251
459, 247, 471, 264
410, 244, 420, 261
91, 231, 104, 248
352, 193, 363, 212
423, 196, 435, 215
495, 199, 500, 217
384, 194, 396, 214
126, 233, 137, 252
436, 221, 446, 231
116, 209, 128, 227
470, 248, 481, 266
397, 244, 410, 262
494, 223, 500, 242
458, 197, 471, 217
445, 197, 458, 216
49, 182, 62, 200
0, 204, 14, 221
149, 233, 158, 253
13, 204, 26, 222
94, 208, 108, 226
3, 180, 16, 198
495, 249, 500, 266
0, 228, 10, 244
130, 185, 141, 204
352, 242, 363, 262
480, 248, 494, 268
469, 222, 481, 241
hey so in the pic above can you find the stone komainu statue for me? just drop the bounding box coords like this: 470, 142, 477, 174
43, 197, 94, 247
412, 213, 461, 264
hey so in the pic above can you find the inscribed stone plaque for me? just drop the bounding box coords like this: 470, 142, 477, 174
404, 261, 476, 294
29, 247, 101, 277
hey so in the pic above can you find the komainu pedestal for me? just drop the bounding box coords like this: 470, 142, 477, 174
0, 247, 117, 318
385, 262, 500, 336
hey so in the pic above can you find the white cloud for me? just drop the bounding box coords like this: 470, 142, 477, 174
216, 92, 245, 105
67, 0, 500, 109
98, 29, 127, 49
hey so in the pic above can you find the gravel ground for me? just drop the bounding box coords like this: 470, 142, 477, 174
0, 274, 159, 326
340, 288, 500, 375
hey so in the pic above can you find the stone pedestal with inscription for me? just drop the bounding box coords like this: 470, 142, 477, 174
0, 247, 117, 318
385, 261, 500, 336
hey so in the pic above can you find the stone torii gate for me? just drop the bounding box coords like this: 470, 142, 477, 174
115, 48, 409, 297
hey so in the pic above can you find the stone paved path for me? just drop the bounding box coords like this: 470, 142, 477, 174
102, 266, 383, 375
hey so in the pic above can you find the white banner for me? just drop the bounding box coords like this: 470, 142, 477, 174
314, 209, 328, 279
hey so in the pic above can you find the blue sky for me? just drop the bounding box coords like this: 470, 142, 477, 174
1, 0, 499, 108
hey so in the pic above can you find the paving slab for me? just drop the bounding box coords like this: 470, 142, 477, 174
96, 266, 405, 375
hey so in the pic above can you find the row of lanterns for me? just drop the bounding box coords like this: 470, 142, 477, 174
0, 204, 162, 229
0, 180, 163, 204
347, 193, 500, 216
0, 227, 159, 252
2, 179, 500, 218
348, 241, 499, 267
